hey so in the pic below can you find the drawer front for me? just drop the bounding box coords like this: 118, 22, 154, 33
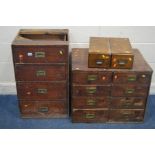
111, 85, 149, 97
72, 110, 109, 123
88, 54, 111, 68
17, 82, 67, 100
13, 46, 68, 63
111, 55, 134, 69
72, 97, 110, 109
113, 72, 151, 84
72, 85, 111, 97
109, 109, 144, 122
15, 64, 67, 81
72, 71, 112, 84
111, 97, 146, 109
20, 100, 67, 118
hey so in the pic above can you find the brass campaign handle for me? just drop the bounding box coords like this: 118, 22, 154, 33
122, 112, 132, 119
36, 70, 46, 77
87, 99, 96, 106
87, 75, 97, 81
86, 87, 97, 94
38, 107, 49, 113
128, 76, 137, 82
35, 52, 45, 58
37, 88, 47, 94
125, 88, 135, 94
85, 113, 96, 119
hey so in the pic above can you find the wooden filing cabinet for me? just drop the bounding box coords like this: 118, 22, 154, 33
12, 29, 69, 118
71, 48, 152, 123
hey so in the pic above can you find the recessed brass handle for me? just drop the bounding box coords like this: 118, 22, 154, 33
38, 107, 49, 113
128, 76, 137, 82
122, 112, 131, 118
87, 75, 97, 81
37, 88, 47, 94
85, 113, 96, 119
36, 70, 46, 77
87, 99, 96, 106
35, 52, 45, 58
126, 89, 135, 94
123, 102, 132, 107
134, 102, 143, 106
86, 87, 97, 94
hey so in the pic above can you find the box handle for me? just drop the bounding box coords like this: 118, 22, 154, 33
35, 52, 45, 58
36, 70, 46, 77
118, 60, 127, 66
37, 88, 47, 94
87, 99, 96, 106
85, 113, 96, 119
87, 75, 97, 81
38, 107, 49, 113
86, 87, 97, 94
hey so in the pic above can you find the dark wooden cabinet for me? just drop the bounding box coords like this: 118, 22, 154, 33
12, 29, 69, 118
71, 48, 152, 123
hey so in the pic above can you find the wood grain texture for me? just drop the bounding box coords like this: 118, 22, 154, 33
12, 29, 69, 118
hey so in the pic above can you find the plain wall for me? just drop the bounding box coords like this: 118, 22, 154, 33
0, 26, 155, 94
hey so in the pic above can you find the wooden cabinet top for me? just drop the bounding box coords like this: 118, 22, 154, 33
12, 29, 69, 46
72, 48, 153, 73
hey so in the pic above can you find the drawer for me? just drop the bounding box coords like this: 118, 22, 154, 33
12, 46, 68, 63
88, 37, 111, 68
19, 100, 68, 118
88, 53, 111, 68
111, 55, 134, 69
72, 109, 109, 123
17, 82, 67, 100
15, 64, 67, 81
72, 71, 112, 84
111, 97, 146, 109
111, 84, 149, 97
109, 109, 144, 122
72, 85, 111, 97
113, 72, 151, 84
72, 97, 110, 109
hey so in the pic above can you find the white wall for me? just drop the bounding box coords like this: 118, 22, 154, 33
0, 26, 155, 94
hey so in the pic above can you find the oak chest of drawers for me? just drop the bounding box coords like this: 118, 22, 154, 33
12, 29, 69, 118
71, 48, 152, 123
